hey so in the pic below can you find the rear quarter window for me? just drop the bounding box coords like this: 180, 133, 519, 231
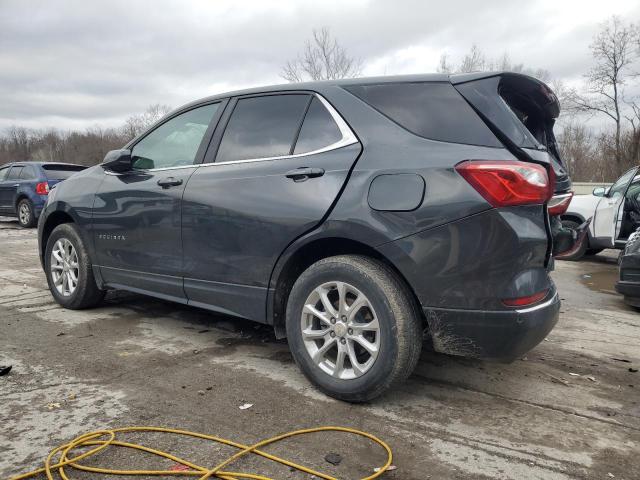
42, 164, 86, 180
345, 82, 501, 147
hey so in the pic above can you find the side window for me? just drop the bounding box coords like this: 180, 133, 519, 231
20, 166, 36, 180
345, 82, 500, 147
293, 97, 342, 154
7, 166, 24, 180
216, 94, 310, 162
0, 167, 9, 181
609, 168, 637, 199
131, 103, 219, 170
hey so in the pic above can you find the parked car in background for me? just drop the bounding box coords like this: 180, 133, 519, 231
562, 166, 640, 260
616, 228, 640, 308
39, 72, 566, 401
0, 162, 87, 227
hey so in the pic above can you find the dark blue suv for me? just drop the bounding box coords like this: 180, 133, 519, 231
0, 162, 86, 227
38, 73, 569, 401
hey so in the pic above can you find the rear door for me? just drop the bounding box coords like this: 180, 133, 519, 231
182, 92, 360, 321
0, 165, 24, 213
93, 102, 222, 300
593, 167, 638, 245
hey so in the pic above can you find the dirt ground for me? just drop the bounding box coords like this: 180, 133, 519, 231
1, 217, 639, 480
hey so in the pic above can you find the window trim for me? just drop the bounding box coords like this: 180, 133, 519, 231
205, 92, 357, 167
7, 165, 24, 180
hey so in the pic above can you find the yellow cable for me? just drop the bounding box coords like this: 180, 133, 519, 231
10, 426, 393, 480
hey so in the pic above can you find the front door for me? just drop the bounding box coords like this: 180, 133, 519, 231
593, 167, 638, 247
93, 102, 222, 301
182, 93, 361, 321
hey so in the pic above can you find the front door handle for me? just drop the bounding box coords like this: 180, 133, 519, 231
157, 177, 183, 188
285, 167, 325, 182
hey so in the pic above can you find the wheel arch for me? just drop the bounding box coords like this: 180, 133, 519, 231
268, 235, 424, 339
40, 210, 76, 263
15, 193, 31, 210
561, 212, 592, 246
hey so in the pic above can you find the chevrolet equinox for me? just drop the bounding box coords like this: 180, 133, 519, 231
39, 72, 565, 401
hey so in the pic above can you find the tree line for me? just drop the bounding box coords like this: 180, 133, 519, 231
0, 104, 171, 167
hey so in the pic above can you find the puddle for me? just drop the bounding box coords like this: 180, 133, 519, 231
580, 270, 619, 295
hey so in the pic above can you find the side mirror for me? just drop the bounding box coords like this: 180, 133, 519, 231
102, 149, 132, 173
592, 187, 606, 197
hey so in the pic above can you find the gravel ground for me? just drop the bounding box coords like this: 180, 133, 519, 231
1, 217, 639, 480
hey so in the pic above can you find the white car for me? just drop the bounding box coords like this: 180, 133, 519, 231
561, 167, 640, 260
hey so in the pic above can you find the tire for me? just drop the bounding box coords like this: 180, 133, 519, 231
17, 198, 36, 228
285, 255, 422, 402
558, 219, 588, 261
585, 248, 604, 256
45, 223, 105, 309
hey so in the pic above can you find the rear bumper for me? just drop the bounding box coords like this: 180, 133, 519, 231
423, 290, 560, 362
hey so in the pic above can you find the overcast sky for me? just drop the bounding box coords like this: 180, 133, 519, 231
0, 0, 638, 131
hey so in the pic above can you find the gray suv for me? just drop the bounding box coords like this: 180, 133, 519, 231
38, 72, 564, 401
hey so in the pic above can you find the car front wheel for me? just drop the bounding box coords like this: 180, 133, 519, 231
286, 255, 422, 402
45, 223, 105, 309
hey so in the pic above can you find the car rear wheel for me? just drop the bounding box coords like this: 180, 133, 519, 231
45, 223, 105, 309
17, 199, 36, 228
558, 219, 588, 261
286, 255, 422, 402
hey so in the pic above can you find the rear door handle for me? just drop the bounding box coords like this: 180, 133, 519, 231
157, 177, 183, 188
285, 167, 325, 182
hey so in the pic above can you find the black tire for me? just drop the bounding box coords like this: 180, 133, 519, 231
558, 219, 588, 261
17, 198, 36, 228
44, 223, 105, 309
286, 255, 422, 402
585, 248, 604, 256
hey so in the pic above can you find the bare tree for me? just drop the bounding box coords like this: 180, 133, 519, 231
121, 103, 172, 140
458, 44, 486, 73
281, 27, 362, 82
566, 16, 639, 167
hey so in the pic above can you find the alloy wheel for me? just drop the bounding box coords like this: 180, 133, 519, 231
50, 238, 79, 297
18, 203, 31, 225
300, 281, 380, 380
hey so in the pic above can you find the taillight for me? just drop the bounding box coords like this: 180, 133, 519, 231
36, 182, 49, 195
455, 160, 551, 207
502, 289, 549, 307
547, 192, 573, 216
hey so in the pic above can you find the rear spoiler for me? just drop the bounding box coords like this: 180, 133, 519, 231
450, 71, 560, 121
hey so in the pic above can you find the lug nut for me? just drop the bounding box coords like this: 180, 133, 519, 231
340, 338, 346, 345
330, 331, 336, 338
330, 318, 336, 324
348, 328, 353, 335
341, 316, 347, 321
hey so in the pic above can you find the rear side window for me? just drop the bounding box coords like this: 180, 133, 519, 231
0, 167, 9, 181
293, 97, 342, 154
42, 164, 86, 180
7, 166, 23, 180
20, 165, 36, 180
345, 82, 500, 147
216, 94, 310, 162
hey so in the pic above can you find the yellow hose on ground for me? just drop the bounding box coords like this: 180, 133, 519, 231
10, 426, 393, 480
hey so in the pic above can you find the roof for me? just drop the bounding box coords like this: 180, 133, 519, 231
177, 71, 548, 113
